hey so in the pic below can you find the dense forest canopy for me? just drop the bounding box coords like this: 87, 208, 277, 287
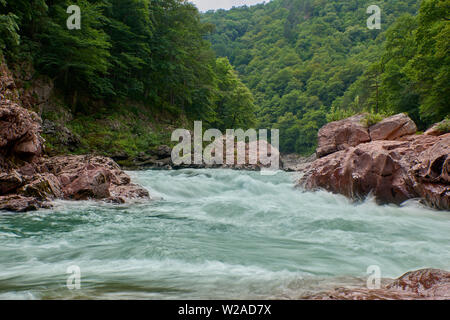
203, 0, 450, 154
0, 0, 255, 130
1, 0, 449, 156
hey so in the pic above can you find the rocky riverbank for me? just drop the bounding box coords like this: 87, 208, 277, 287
298, 113, 449, 210
0, 100, 149, 213
302, 268, 450, 300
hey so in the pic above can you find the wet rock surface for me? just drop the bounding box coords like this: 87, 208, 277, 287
316, 114, 370, 158
299, 114, 450, 210
0, 100, 43, 162
302, 269, 450, 300
0, 69, 150, 213
129, 138, 281, 172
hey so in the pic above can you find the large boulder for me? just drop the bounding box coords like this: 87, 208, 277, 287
63, 167, 112, 200
303, 268, 450, 300
37, 155, 150, 202
386, 268, 450, 298
0, 170, 23, 195
0, 100, 44, 161
0, 194, 50, 212
17, 173, 64, 200
317, 114, 370, 158
424, 119, 450, 137
299, 140, 419, 205
1, 60, 44, 162
0, 60, 150, 213
299, 112, 450, 210
1, 155, 150, 213
410, 135, 450, 209
369, 113, 417, 141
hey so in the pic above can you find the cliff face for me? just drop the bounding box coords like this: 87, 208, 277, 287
0, 60, 150, 212
298, 114, 449, 210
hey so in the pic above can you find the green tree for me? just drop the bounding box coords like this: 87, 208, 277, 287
213, 57, 256, 129
409, 0, 450, 123
37, 0, 112, 109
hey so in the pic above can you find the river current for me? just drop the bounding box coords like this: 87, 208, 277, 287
0, 169, 449, 299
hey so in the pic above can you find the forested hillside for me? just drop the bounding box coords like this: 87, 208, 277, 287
203, 0, 449, 154
0, 0, 255, 158
1, 0, 448, 158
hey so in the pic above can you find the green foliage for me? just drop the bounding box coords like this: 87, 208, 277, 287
361, 113, 387, 127
3, 0, 448, 158
0, 0, 20, 55
334, 0, 449, 129
213, 57, 256, 130
409, 0, 450, 124
37, 0, 112, 107
66, 103, 169, 158
326, 107, 358, 122
203, 0, 423, 154
436, 117, 450, 133
1, 0, 255, 133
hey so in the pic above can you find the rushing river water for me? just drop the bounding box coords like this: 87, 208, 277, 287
0, 169, 449, 299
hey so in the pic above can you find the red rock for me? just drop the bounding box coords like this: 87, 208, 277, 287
0, 194, 50, 212
412, 134, 450, 184
0, 100, 43, 161
424, 120, 449, 136
36, 155, 149, 201
317, 114, 370, 158
1, 154, 150, 212
0, 60, 150, 212
0, 170, 23, 195
386, 269, 450, 298
18, 173, 64, 200
302, 268, 450, 300
63, 167, 111, 200
299, 117, 450, 209
369, 113, 417, 141
300, 140, 416, 205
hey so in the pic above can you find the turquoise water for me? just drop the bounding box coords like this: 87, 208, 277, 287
0, 169, 449, 299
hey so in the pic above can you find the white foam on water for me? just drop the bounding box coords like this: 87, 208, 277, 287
0, 169, 449, 299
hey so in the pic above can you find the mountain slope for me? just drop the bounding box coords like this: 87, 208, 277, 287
203, 0, 449, 154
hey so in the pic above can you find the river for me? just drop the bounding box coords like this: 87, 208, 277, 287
0, 169, 449, 299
